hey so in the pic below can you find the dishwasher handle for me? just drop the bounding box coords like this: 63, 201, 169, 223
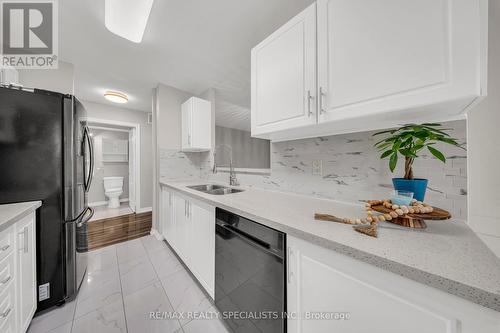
217, 222, 284, 259
222, 223, 270, 249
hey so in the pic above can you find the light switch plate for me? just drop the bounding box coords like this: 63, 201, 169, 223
312, 160, 322, 175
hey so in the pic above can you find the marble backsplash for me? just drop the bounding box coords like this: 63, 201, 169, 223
160, 120, 467, 220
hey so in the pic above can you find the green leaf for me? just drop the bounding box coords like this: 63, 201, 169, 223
399, 148, 417, 158
389, 153, 398, 172
372, 129, 396, 136
428, 146, 446, 163
437, 137, 460, 146
380, 150, 393, 159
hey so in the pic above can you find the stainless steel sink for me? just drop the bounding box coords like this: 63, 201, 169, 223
187, 184, 244, 195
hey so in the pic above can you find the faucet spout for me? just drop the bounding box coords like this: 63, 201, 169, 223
213, 144, 239, 186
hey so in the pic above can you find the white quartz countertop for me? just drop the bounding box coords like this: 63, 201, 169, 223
0, 201, 41, 233
160, 178, 500, 312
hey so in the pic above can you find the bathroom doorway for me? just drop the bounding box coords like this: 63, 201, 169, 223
86, 118, 141, 221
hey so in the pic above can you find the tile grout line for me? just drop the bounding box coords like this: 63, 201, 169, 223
69, 282, 79, 333
115, 245, 130, 333
143, 237, 184, 331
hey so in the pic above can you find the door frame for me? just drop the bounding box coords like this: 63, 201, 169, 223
86, 117, 141, 213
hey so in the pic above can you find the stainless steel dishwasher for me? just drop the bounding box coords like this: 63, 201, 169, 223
215, 208, 286, 333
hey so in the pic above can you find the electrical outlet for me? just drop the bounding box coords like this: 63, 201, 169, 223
312, 160, 323, 175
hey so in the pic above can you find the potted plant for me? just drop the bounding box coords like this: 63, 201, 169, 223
373, 123, 464, 201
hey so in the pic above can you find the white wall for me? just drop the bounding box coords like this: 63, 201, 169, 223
83, 101, 153, 211
156, 84, 192, 150
467, 0, 500, 257
18, 61, 74, 94
152, 83, 195, 231
88, 129, 130, 205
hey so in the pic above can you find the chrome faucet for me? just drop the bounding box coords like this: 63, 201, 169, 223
213, 144, 239, 186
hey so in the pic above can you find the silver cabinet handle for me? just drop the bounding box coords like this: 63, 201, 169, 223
187, 203, 190, 218
319, 87, 326, 114
184, 201, 187, 217
0, 308, 11, 318
307, 90, 313, 116
287, 247, 293, 284
0, 276, 11, 285
188, 134, 191, 145
0, 245, 9, 252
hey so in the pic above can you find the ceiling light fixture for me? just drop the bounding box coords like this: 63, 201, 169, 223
104, 91, 128, 104
105, 0, 155, 43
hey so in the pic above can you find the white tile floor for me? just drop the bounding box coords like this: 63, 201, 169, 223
90, 203, 133, 221
27, 235, 231, 333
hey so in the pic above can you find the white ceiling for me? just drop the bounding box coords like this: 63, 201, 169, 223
59, 0, 314, 113
215, 99, 251, 132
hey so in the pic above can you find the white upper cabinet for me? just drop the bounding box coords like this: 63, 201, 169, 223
251, 0, 487, 141
251, 3, 317, 136
181, 97, 212, 152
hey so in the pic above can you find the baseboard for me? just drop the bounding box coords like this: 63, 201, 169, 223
89, 198, 129, 207
136, 206, 152, 214
89, 201, 107, 207
150, 228, 163, 240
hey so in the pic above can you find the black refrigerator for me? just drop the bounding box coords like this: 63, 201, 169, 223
0, 86, 94, 312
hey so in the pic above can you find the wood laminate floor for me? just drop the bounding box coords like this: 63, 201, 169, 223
88, 212, 152, 250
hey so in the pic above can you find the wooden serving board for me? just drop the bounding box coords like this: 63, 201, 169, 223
370, 205, 451, 229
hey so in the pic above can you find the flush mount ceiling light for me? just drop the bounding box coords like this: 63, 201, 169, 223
105, 0, 154, 43
104, 91, 128, 104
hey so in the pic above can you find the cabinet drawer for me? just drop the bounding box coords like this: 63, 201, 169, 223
0, 253, 15, 296
0, 284, 15, 331
0, 226, 14, 263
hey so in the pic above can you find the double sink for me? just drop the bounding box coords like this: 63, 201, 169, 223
187, 184, 244, 195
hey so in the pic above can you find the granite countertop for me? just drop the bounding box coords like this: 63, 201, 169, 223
0, 201, 42, 233
160, 178, 500, 312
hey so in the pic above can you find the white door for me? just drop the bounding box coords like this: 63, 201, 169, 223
251, 3, 317, 137
128, 129, 136, 212
317, 0, 482, 124
190, 201, 215, 298
16, 214, 36, 333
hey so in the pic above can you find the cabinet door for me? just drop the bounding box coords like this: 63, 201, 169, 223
16, 213, 36, 333
190, 201, 215, 298
317, 0, 483, 125
251, 3, 317, 137
161, 189, 175, 249
287, 236, 499, 333
190, 98, 212, 151
181, 100, 192, 150
173, 195, 191, 265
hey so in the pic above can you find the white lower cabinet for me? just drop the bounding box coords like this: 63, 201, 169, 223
0, 212, 37, 333
160, 188, 176, 252
189, 201, 215, 298
160, 187, 215, 298
174, 194, 192, 267
16, 214, 37, 333
287, 235, 500, 333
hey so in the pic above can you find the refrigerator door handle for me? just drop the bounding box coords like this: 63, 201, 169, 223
77, 207, 94, 227
83, 126, 94, 192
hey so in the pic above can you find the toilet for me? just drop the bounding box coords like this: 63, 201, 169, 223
103, 177, 124, 208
